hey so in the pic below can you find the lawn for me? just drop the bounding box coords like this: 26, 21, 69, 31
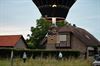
0, 58, 92, 66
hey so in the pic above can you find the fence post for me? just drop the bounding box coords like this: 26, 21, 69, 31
41, 51, 43, 59
11, 50, 14, 66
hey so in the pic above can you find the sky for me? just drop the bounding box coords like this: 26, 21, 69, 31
0, 0, 100, 40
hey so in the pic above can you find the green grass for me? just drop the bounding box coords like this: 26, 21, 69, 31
0, 58, 92, 66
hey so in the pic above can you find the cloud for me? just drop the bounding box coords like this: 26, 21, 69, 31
0, 26, 31, 39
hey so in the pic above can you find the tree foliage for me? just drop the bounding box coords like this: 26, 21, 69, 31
26, 18, 52, 49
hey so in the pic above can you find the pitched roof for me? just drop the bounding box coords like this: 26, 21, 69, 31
58, 26, 73, 32
45, 26, 100, 46
0, 35, 27, 47
59, 26, 100, 46
73, 27, 100, 46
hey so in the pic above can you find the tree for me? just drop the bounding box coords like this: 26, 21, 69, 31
26, 18, 52, 49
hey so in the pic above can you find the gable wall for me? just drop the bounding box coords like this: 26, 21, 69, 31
46, 35, 57, 49
47, 35, 57, 44
15, 39, 27, 49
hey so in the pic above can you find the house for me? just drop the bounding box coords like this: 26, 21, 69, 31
41, 25, 100, 57
0, 35, 28, 49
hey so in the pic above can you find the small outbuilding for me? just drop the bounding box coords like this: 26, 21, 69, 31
0, 35, 28, 49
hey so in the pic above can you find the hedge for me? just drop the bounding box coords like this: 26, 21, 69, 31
0, 48, 80, 58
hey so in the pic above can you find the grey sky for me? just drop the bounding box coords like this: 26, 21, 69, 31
0, 0, 100, 40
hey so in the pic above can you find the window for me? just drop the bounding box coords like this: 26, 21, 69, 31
59, 35, 66, 41
56, 33, 71, 48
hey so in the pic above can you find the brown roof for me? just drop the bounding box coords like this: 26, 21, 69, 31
73, 27, 100, 46
58, 26, 73, 33
59, 26, 100, 46
0, 35, 27, 47
45, 26, 100, 46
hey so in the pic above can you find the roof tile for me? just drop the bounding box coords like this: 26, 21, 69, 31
0, 35, 21, 47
